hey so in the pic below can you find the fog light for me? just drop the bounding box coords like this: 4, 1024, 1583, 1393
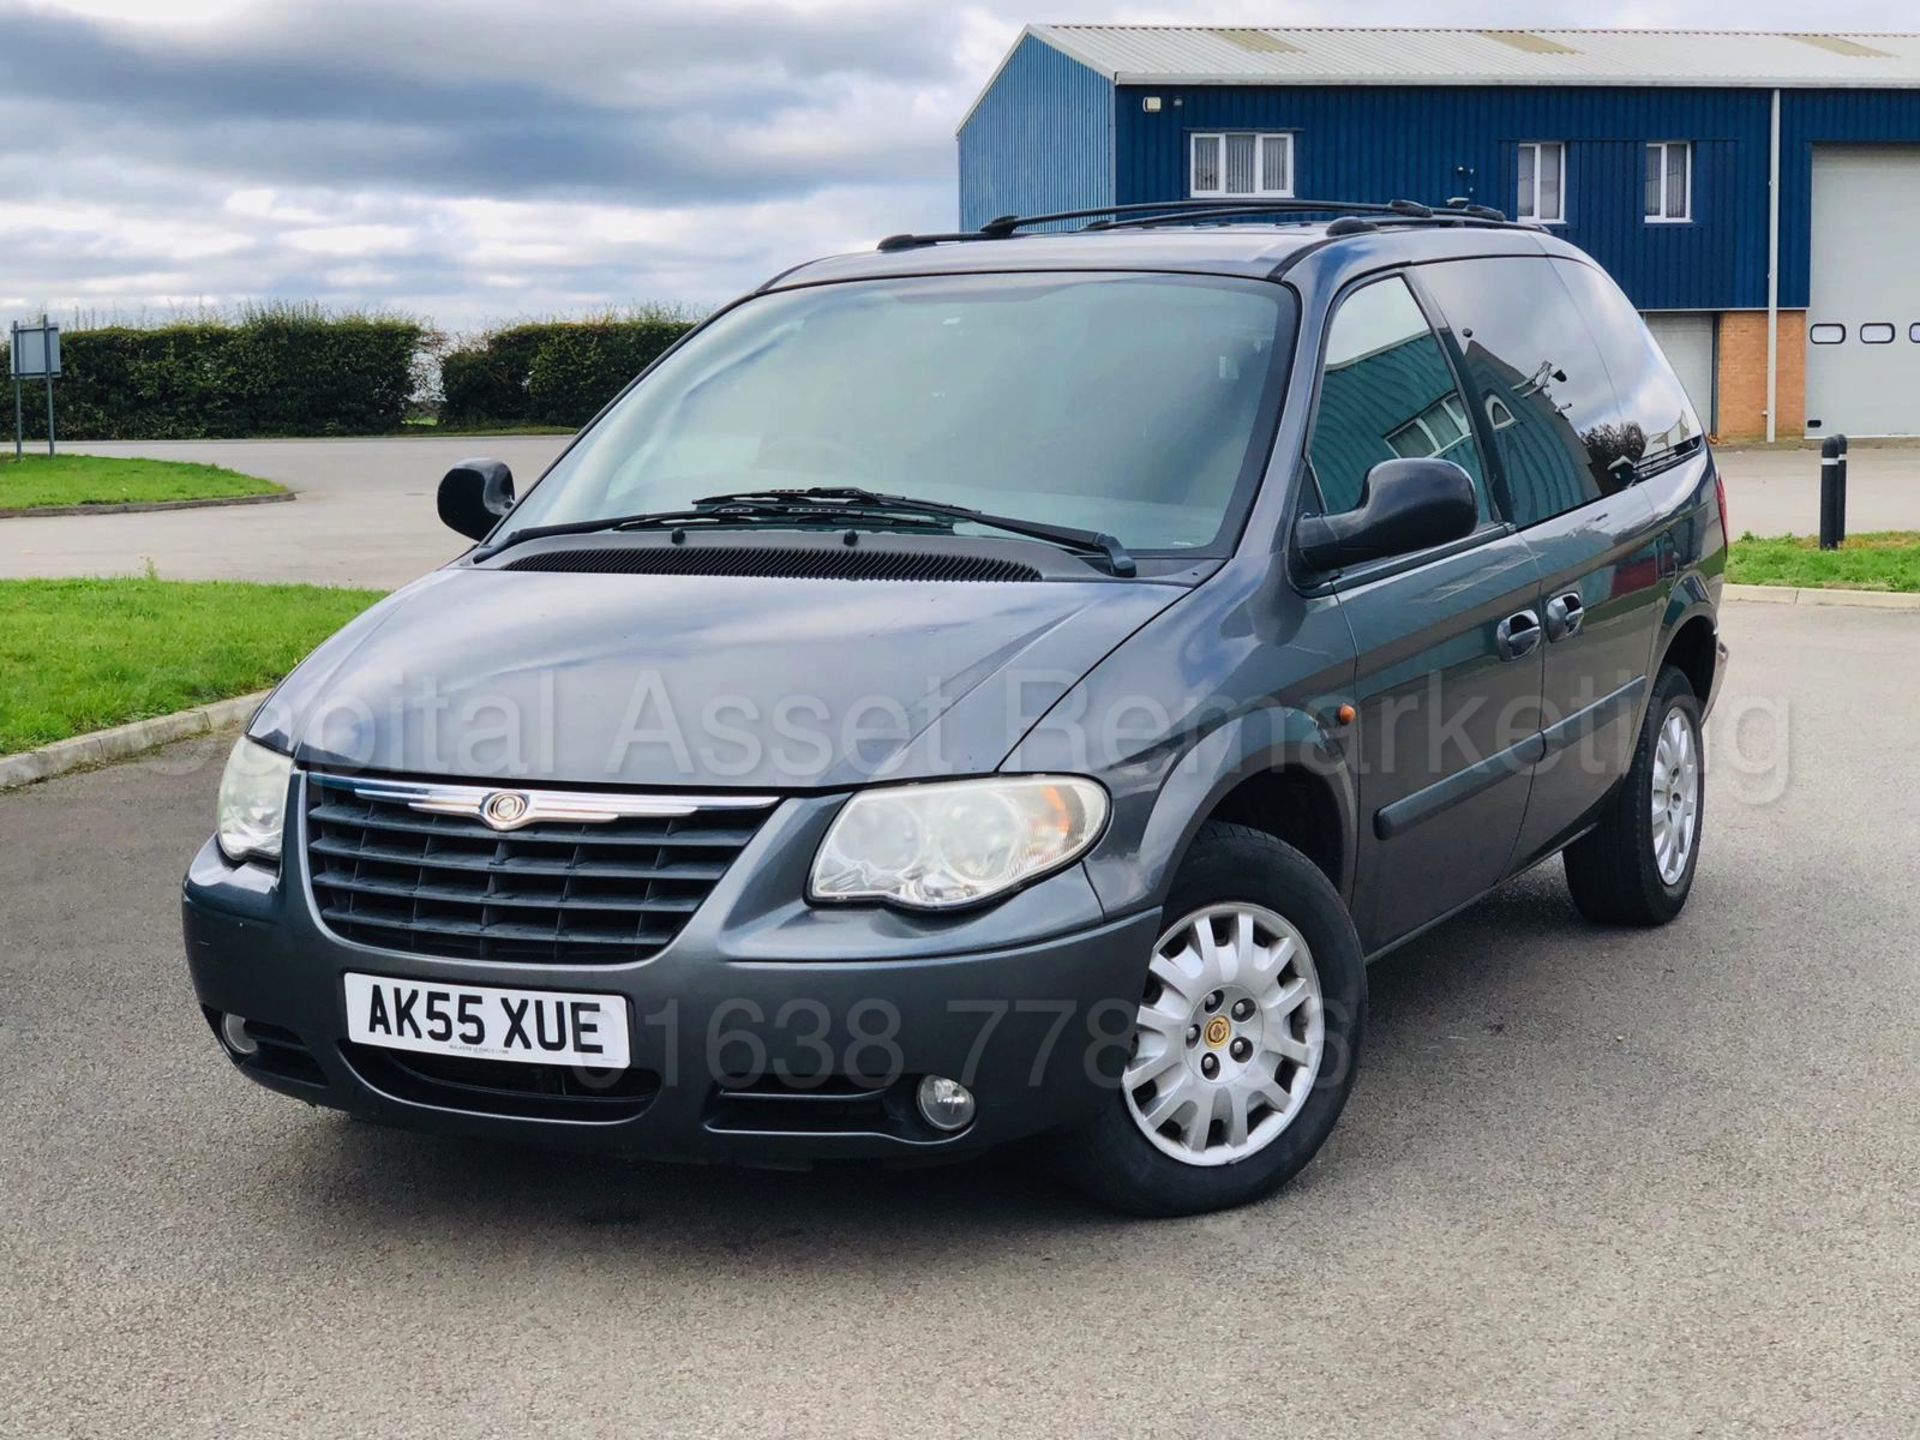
916, 1074, 975, 1132
220, 1012, 258, 1057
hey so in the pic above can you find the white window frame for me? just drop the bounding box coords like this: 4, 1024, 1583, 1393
1516, 142, 1565, 224
1645, 141, 1693, 223
1387, 395, 1474, 460
1189, 131, 1294, 199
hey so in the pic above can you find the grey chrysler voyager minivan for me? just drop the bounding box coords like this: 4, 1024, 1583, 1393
185, 199, 1727, 1215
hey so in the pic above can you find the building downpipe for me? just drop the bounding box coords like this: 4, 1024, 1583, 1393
1766, 87, 1781, 445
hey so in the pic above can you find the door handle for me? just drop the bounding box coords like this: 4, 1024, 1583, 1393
1545, 591, 1585, 642
1496, 608, 1542, 661
1656, 532, 1680, 579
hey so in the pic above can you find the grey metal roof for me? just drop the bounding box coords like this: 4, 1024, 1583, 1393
1023, 25, 1920, 90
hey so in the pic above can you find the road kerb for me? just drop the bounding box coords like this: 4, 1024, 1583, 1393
0, 691, 268, 791
1725, 583, 1920, 611
0, 492, 293, 521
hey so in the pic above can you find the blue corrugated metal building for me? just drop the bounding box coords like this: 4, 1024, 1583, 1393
958, 27, 1920, 438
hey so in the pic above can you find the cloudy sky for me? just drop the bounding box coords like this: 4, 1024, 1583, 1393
1, 0, 1912, 331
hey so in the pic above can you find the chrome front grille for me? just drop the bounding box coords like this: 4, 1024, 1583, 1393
304, 774, 776, 964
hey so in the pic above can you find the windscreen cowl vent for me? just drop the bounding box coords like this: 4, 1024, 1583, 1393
497, 545, 1044, 583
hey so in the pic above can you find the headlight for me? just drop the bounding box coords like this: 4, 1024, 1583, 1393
810, 776, 1108, 911
217, 737, 293, 864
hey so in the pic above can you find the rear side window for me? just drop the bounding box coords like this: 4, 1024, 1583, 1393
1551, 260, 1703, 470
1308, 275, 1490, 520
1417, 258, 1634, 527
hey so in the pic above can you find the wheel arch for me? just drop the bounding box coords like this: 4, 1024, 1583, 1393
1077, 705, 1358, 919
1203, 766, 1348, 895
1658, 593, 1720, 708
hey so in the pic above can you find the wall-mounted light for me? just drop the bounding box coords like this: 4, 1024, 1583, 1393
1142, 96, 1162, 113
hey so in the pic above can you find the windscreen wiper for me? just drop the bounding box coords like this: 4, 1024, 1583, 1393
693, 487, 1137, 577
473, 489, 1137, 576
468, 498, 947, 562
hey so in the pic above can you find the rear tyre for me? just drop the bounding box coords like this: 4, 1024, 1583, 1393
1563, 665, 1704, 926
1060, 822, 1365, 1217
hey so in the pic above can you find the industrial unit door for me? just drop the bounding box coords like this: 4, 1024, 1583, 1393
1808, 146, 1920, 438
1642, 314, 1715, 432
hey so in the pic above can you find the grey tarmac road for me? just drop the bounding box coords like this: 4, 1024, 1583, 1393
2, 600, 1916, 1439
3, 438, 1920, 588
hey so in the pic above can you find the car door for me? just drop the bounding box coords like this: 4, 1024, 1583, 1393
1304, 273, 1544, 952
1413, 256, 1675, 869
1534, 258, 1712, 857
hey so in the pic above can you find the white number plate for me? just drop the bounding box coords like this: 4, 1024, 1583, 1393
344, 973, 631, 1068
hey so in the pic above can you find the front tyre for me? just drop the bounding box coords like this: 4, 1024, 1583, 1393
1563, 664, 1705, 926
1061, 823, 1365, 1217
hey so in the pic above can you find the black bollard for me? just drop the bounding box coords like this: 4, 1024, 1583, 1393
1819, 435, 1847, 550
1836, 434, 1849, 546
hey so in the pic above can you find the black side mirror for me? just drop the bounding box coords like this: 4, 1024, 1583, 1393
437, 458, 515, 541
1295, 458, 1478, 572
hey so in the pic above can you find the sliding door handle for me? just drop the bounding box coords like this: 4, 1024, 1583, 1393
1546, 591, 1585, 642
1496, 609, 1542, 662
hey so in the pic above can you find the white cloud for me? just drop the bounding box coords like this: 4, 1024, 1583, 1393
223, 188, 335, 224
0, 200, 254, 260
32, 0, 252, 24
280, 224, 417, 257
321, 265, 400, 287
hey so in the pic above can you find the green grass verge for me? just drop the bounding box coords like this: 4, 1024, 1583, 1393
0, 578, 384, 755
0, 453, 285, 511
1728, 531, 1920, 593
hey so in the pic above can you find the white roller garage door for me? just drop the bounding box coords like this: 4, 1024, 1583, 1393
1642, 313, 1715, 431
1808, 146, 1920, 438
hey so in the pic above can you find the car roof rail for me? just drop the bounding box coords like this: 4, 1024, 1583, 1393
875, 199, 1531, 252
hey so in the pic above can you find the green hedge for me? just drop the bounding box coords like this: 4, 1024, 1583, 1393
440, 312, 697, 430
1, 307, 425, 441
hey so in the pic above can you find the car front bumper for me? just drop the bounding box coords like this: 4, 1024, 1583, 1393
181, 805, 1161, 1167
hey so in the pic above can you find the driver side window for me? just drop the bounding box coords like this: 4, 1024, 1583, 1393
1308, 276, 1490, 521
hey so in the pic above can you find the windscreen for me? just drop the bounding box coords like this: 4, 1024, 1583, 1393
498, 271, 1293, 554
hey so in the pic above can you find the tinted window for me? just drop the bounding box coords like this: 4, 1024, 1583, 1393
1308, 276, 1489, 519
1551, 260, 1703, 468
498, 272, 1292, 554
1418, 258, 1631, 527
